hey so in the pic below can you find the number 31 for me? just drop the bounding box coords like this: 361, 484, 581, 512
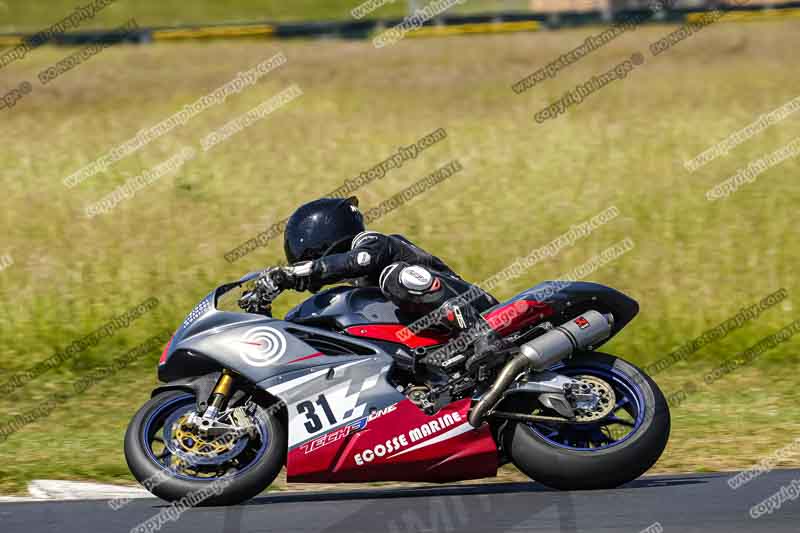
296, 394, 337, 433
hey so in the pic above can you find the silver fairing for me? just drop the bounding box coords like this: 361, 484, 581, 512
159, 288, 405, 449
162, 288, 401, 382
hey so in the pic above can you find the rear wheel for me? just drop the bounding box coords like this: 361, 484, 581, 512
504, 352, 670, 490
124, 390, 286, 506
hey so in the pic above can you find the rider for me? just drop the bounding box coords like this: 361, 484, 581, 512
252, 196, 504, 368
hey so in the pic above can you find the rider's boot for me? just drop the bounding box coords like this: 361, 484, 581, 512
422, 298, 509, 370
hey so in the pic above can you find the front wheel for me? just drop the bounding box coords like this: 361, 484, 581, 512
503, 352, 670, 490
124, 390, 286, 506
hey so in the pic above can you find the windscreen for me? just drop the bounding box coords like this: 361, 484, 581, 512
214, 272, 261, 313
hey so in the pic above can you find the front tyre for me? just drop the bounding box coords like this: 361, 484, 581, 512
124, 390, 286, 506
505, 352, 670, 490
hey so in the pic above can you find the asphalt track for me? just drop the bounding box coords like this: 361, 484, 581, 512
1, 469, 798, 533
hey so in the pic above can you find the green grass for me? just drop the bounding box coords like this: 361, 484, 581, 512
0, 0, 401, 32
0, 0, 533, 33
0, 20, 799, 493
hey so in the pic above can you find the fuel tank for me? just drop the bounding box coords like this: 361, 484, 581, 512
285, 286, 417, 329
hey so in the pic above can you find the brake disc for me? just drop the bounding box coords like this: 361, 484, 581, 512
571, 375, 616, 423
164, 412, 250, 466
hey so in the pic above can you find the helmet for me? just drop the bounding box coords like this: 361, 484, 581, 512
284, 196, 365, 264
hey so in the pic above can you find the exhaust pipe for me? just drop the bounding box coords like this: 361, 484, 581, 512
468, 310, 613, 427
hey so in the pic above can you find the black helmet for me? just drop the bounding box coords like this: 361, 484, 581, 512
284, 196, 365, 264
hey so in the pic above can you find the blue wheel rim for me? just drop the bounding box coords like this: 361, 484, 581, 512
528, 365, 646, 451
142, 393, 270, 481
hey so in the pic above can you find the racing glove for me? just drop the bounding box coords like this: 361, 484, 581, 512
282, 261, 317, 292
261, 262, 317, 294
255, 267, 285, 302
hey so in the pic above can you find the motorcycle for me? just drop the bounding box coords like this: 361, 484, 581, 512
124, 270, 670, 505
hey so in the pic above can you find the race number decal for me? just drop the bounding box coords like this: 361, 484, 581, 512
269, 360, 390, 448
297, 394, 337, 433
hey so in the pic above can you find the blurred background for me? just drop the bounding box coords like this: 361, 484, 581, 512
2, 0, 799, 30
0, 0, 798, 494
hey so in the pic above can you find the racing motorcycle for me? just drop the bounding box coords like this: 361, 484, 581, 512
124, 270, 670, 505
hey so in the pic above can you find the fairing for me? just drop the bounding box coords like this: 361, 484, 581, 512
155, 276, 637, 484
481, 281, 639, 345
287, 398, 498, 483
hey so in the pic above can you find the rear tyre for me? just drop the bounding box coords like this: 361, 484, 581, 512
505, 352, 670, 490
124, 390, 286, 506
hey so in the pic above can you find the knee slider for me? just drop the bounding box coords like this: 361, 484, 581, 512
399, 265, 435, 294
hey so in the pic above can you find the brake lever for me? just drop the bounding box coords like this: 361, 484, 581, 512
237, 290, 254, 311
238, 290, 271, 315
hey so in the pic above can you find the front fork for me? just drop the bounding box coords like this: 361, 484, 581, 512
204, 370, 236, 419
192, 370, 237, 434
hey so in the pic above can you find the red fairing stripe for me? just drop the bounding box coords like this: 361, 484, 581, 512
158, 334, 175, 366
483, 299, 554, 336
287, 352, 325, 364
345, 324, 449, 349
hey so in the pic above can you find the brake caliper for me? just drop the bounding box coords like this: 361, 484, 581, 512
565, 375, 616, 423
